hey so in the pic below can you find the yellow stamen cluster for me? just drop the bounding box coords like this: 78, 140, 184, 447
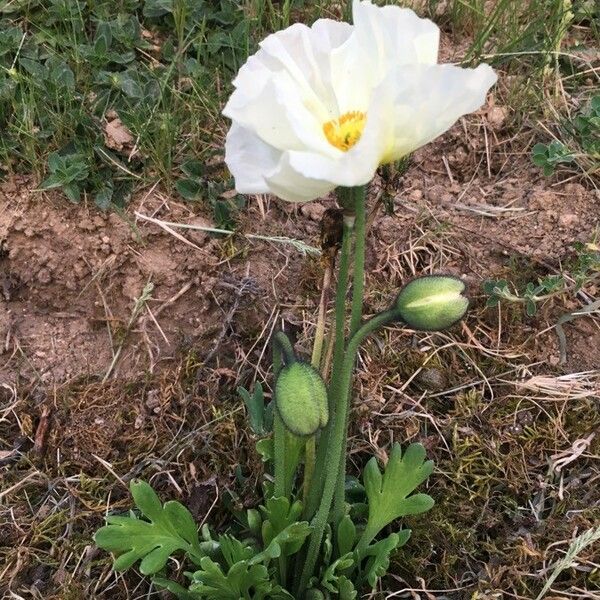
323, 111, 367, 151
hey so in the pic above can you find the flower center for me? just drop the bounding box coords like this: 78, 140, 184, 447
323, 111, 366, 151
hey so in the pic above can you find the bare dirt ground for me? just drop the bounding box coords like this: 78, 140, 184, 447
1, 95, 599, 599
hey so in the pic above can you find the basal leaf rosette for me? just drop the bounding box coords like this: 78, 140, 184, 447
223, 0, 497, 202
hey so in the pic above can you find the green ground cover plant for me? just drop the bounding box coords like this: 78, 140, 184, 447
1, 0, 598, 209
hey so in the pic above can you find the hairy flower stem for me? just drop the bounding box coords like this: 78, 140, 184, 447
303, 220, 354, 520
271, 338, 287, 585
349, 186, 367, 337
332, 185, 366, 524
272, 335, 287, 501
297, 309, 397, 595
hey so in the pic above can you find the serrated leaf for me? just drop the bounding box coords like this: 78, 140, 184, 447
40, 173, 65, 190
62, 183, 81, 203
95, 480, 203, 575
47, 152, 63, 173
362, 443, 434, 541
95, 183, 113, 211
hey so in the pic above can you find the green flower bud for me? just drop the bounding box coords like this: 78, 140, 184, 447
275, 362, 329, 436
394, 275, 469, 331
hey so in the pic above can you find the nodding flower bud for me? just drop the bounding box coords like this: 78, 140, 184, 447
275, 362, 329, 437
394, 275, 469, 331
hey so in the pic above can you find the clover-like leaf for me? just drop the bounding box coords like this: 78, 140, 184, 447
362, 443, 434, 542
94, 480, 204, 574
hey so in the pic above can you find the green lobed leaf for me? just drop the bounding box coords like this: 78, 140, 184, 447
153, 577, 201, 599
188, 555, 294, 600
246, 508, 262, 537
256, 437, 273, 463
338, 575, 358, 600
251, 521, 312, 564
94, 480, 203, 575
360, 533, 400, 588
260, 496, 309, 557
321, 552, 355, 593
337, 514, 357, 557
362, 443, 434, 542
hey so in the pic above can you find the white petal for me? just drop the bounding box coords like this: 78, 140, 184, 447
265, 154, 336, 203
225, 123, 281, 195
381, 63, 497, 162
225, 72, 343, 158
259, 20, 352, 117
286, 85, 394, 187
330, 1, 440, 112
353, 0, 440, 66
230, 21, 351, 121
223, 20, 353, 151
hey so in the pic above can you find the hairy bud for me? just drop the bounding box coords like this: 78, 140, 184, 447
275, 363, 329, 436
395, 275, 469, 331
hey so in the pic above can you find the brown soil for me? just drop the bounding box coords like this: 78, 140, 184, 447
0, 180, 318, 385
2, 130, 598, 385
1, 93, 599, 599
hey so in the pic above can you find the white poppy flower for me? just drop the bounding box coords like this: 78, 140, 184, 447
223, 0, 497, 203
